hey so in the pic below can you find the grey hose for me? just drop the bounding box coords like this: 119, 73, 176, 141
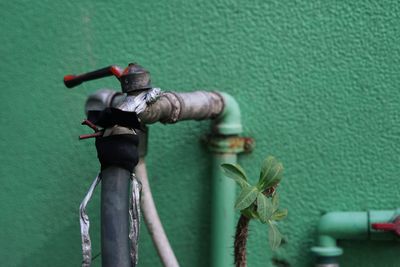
135, 158, 180, 267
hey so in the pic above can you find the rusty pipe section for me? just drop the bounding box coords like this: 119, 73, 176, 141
138, 91, 224, 123
85, 90, 224, 124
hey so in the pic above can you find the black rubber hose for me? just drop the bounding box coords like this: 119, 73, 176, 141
101, 166, 131, 267
96, 131, 139, 267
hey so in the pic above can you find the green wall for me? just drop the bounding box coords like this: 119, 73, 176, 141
1, 1, 399, 266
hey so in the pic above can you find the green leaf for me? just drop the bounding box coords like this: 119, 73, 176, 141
235, 186, 259, 210
241, 208, 258, 219
271, 209, 288, 221
221, 163, 250, 188
258, 156, 283, 190
268, 221, 282, 250
272, 193, 279, 212
256, 193, 273, 223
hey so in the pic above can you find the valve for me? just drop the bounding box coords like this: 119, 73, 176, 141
63, 62, 151, 267
63, 63, 147, 139
371, 216, 400, 236
64, 63, 152, 93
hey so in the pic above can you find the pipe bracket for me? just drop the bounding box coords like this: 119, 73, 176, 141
205, 135, 255, 154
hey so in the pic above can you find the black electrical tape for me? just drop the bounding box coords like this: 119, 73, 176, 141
95, 134, 139, 173
88, 108, 141, 129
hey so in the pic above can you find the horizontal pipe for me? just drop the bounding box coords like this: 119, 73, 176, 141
317, 212, 368, 241
137, 91, 224, 123
85, 90, 225, 124
311, 210, 399, 260
85, 90, 243, 134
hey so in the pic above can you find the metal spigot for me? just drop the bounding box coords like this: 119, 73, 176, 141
64, 63, 152, 93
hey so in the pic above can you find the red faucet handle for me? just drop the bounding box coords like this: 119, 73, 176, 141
371, 216, 400, 236
63, 65, 122, 88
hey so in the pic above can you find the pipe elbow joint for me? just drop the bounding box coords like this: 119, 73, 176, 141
213, 92, 243, 136
312, 216, 344, 257
312, 211, 369, 257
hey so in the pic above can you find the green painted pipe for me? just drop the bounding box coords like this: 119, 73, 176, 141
213, 92, 243, 135
210, 153, 238, 267
209, 92, 243, 267
311, 209, 399, 266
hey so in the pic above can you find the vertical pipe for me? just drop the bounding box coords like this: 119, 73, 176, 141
210, 92, 243, 267
210, 153, 237, 267
101, 166, 131, 267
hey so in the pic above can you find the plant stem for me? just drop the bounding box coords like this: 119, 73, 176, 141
234, 214, 250, 267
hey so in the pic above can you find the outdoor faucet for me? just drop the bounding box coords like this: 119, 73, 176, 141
64, 63, 156, 267
311, 209, 400, 267
64, 62, 252, 267
64, 62, 152, 94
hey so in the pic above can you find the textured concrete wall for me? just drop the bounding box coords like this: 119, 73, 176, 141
1, 1, 399, 266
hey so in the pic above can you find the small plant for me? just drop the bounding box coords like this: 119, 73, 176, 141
221, 156, 287, 267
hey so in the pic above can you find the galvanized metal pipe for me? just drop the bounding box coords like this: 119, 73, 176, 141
101, 166, 131, 267
86, 90, 225, 124
139, 91, 223, 123
103, 91, 224, 124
